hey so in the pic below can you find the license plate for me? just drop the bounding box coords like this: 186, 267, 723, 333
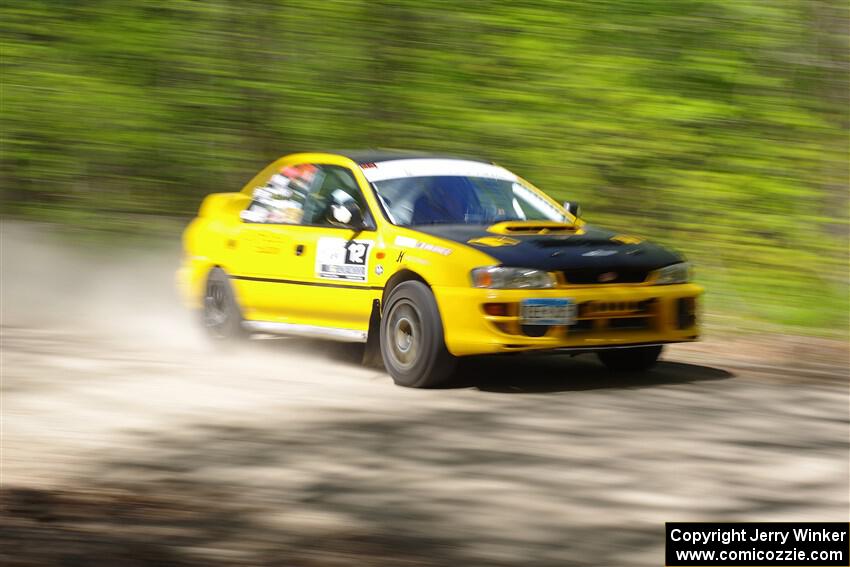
520, 298, 576, 326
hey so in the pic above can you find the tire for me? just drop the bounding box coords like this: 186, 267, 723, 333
203, 268, 247, 341
380, 281, 456, 388
597, 345, 663, 372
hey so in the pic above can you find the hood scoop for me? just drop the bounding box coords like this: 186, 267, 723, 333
534, 237, 623, 248
487, 221, 581, 235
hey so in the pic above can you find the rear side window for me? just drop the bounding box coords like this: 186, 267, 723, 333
241, 163, 318, 224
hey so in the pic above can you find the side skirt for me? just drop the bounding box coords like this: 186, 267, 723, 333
242, 321, 368, 343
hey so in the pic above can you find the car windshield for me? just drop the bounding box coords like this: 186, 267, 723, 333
372, 175, 568, 226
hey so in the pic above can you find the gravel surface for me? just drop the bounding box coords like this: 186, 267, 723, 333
2, 222, 848, 566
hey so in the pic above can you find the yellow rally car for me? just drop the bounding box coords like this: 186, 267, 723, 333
179, 151, 702, 387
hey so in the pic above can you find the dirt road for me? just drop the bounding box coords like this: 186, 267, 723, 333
2, 223, 848, 566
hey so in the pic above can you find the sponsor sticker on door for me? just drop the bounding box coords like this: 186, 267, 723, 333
316, 238, 372, 282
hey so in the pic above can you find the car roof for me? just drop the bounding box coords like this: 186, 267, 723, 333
334, 149, 491, 165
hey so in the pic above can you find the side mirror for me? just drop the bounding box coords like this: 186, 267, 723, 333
563, 201, 582, 218
328, 190, 365, 229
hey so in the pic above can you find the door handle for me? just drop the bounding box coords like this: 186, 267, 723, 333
294, 244, 304, 256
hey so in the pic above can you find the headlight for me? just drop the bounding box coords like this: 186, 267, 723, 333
653, 262, 691, 285
471, 266, 556, 289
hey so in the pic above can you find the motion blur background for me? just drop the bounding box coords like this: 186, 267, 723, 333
2, 0, 848, 336
2, 4, 849, 566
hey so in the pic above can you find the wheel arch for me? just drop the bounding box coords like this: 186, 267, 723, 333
381, 269, 432, 311
362, 269, 433, 365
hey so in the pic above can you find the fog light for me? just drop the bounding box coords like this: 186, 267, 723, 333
483, 303, 508, 316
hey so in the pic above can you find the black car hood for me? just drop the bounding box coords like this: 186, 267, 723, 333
412, 223, 682, 275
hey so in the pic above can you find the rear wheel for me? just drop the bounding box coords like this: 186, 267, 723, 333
203, 268, 247, 341
380, 281, 456, 388
597, 345, 663, 372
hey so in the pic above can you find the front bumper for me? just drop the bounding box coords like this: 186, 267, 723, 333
432, 283, 703, 357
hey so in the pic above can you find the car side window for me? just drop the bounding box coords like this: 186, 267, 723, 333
241, 163, 318, 224
302, 165, 372, 227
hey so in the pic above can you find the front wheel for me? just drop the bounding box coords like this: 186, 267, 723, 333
597, 345, 663, 372
380, 281, 456, 388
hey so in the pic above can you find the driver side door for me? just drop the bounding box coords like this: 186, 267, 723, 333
283, 164, 381, 332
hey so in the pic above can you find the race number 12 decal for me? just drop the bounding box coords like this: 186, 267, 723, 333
315, 238, 372, 282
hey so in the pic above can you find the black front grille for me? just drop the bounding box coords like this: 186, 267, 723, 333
676, 297, 697, 329
579, 299, 656, 317
521, 324, 550, 337
569, 319, 594, 332
561, 268, 649, 284
609, 317, 651, 330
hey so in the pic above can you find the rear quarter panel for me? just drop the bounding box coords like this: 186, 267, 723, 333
178, 192, 249, 308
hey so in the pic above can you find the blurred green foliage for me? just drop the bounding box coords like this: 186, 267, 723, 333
1, 0, 847, 333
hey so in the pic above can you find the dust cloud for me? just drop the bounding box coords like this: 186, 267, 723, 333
1, 220, 356, 360
3, 220, 203, 350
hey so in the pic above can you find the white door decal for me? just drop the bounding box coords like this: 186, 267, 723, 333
315, 238, 372, 282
